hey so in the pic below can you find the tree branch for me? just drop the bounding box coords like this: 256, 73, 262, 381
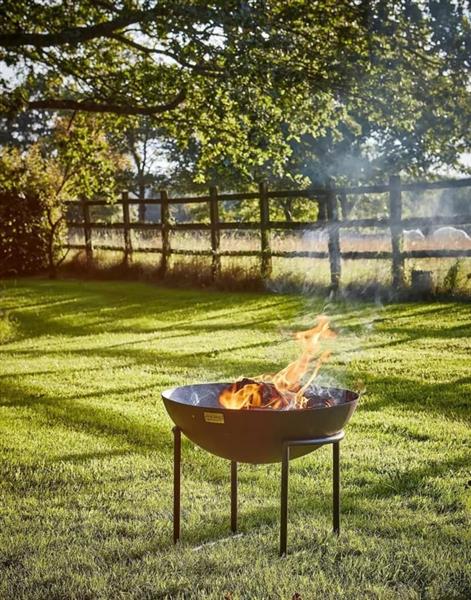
0, 7, 161, 48
27, 90, 186, 116
109, 33, 224, 76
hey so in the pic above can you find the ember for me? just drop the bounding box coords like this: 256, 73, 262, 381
219, 315, 337, 410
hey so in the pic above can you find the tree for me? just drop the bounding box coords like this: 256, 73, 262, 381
160, 0, 471, 189
108, 116, 169, 221
0, 113, 129, 276
0, 109, 54, 149
0, 1, 469, 186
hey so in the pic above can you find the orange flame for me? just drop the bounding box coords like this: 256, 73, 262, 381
219, 315, 337, 410
219, 383, 262, 410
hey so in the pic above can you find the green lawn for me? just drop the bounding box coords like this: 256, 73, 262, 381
0, 278, 470, 600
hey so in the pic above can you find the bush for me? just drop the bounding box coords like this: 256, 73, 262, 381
0, 191, 50, 276
0, 146, 66, 277
0, 115, 130, 277
442, 260, 464, 295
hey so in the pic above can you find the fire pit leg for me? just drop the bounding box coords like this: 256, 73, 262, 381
333, 441, 340, 535
280, 443, 290, 557
173, 426, 181, 544
279, 431, 344, 556
169, 426, 344, 553
231, 461, 237, 533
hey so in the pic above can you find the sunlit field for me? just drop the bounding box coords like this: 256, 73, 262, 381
67, 227, 471, 296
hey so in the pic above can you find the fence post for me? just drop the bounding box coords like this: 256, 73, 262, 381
209, 185, 221, 281
339, 189, 349, 220
122, 191, 133, 266
318, 197, 328, 222
389, 174, 404, 289
81, 198, 93, 266
160, 189, 171, 276
259, 181, 272, 279
326, 178, 341, 294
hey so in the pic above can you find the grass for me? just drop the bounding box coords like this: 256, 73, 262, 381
0, 277, 470, 599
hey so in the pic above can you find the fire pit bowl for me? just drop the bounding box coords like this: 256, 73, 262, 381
162, 382, 359, 464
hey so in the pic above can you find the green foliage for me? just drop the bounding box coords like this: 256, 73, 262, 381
0, 146, 60, 275
48, 113, 130, 202
442, 260, 466, 295
0, 114, 129, 276
0, 279, 470, 598
0, 1, 469, 188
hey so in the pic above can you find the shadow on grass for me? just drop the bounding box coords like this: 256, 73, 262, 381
126, 447, 469, 556
2, 330, 469, 455
2, 281, 304, 341
360, 373, 471, 417
357, 451, 471, 501
51, 449, 133, 463
0, 365, 108, 379
29, 348, 463, 423
2, 280, 470, 553
0, 378, 171, 452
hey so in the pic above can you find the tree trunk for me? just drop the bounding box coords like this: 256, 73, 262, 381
47, 224, 57, 279
138, 181, 146, 222
281, 199, 293, 222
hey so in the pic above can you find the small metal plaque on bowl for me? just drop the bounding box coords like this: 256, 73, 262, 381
204, 411, 224, 424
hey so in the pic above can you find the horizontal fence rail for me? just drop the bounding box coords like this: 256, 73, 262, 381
64, 176, 471, 291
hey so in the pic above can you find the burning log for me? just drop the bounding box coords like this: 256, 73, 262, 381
219, 379, 337, 410
219, 378, 289, 410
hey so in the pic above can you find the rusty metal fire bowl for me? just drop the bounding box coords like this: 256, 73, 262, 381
162, 382, 359, 555
162, 382, 359, 464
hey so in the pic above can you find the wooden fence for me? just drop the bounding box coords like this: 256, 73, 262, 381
66, 175, 471, 291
